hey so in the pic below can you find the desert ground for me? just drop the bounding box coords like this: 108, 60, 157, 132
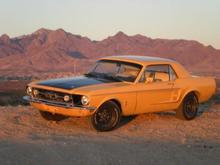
0, 80, 220, 165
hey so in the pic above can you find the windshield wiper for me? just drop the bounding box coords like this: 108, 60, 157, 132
85, 72, 123, 82
84, 72, 98, 78
102, 74, 123, 82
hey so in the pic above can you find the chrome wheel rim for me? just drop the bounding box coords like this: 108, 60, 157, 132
184, 96, 198, 118
94, 108, 117, 127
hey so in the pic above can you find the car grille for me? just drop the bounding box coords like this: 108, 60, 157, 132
32, 88, 73, 104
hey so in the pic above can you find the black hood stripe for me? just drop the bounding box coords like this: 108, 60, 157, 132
37, 75, 112, 90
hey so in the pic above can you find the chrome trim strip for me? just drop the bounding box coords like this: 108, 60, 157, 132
23, 96, 96, 111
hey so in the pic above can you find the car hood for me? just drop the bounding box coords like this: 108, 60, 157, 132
37, 75, 115, 90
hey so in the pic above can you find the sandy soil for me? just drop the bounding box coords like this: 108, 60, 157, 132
0, 92, 220, 165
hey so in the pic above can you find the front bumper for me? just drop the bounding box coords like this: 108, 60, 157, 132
23, 96, 96, 117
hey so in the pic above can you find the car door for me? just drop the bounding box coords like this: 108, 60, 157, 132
135, 64, 177, 114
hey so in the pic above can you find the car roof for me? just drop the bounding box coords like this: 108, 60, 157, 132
100, 55, 191, 78
100, 55, 175, 65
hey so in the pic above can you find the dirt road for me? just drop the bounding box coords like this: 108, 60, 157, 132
0, 95, 220, 165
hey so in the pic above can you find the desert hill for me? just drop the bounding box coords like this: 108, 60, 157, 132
0, 28, 219, 77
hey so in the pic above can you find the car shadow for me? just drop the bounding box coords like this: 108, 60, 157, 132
117, 115, 137, 128
197, 92, 220, 117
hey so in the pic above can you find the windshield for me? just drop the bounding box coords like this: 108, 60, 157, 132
85, 60, 142, 82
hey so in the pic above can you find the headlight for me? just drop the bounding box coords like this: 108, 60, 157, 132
26, 86, 32, 95
81, 95, 89, 105
64, 95, 71, 102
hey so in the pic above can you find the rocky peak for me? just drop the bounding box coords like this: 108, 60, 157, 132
0, 34, 10, 44
46, 29, 68, 44
33, 28, 51, 35
114, 31, 128, 38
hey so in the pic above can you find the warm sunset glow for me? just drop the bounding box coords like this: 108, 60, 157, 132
0, 0, 220, 48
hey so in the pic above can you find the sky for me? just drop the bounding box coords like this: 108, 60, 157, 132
0, 0, 220, 48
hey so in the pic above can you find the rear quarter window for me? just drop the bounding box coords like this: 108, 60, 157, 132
139, 64, 177, 83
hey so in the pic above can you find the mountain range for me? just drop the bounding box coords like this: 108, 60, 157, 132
0, 28, 219, 77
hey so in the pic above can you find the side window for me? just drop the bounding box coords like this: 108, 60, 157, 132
169, 65, 177, 81
139, 64, 177, 83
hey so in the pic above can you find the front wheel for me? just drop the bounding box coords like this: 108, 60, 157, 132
91, 101, 121, 131
176, 93, 199, 120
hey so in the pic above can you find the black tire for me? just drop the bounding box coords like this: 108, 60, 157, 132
176, 93, 199, 120
39, 111, 68, 121
91, 101, 121, 131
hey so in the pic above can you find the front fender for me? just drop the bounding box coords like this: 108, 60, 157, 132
89, 92, 137, 116
90, 95, 122, 113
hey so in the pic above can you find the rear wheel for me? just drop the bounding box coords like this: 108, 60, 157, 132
39, 111, 67, 121
176, 93, 198, 120
91, 101, 121, 131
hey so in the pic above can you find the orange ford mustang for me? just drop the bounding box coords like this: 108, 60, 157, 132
24, 56, 216, 131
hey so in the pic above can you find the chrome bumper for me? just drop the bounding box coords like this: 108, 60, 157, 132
23, 95, 96, 111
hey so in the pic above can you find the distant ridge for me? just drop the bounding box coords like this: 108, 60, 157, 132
0, 28, 219, 77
